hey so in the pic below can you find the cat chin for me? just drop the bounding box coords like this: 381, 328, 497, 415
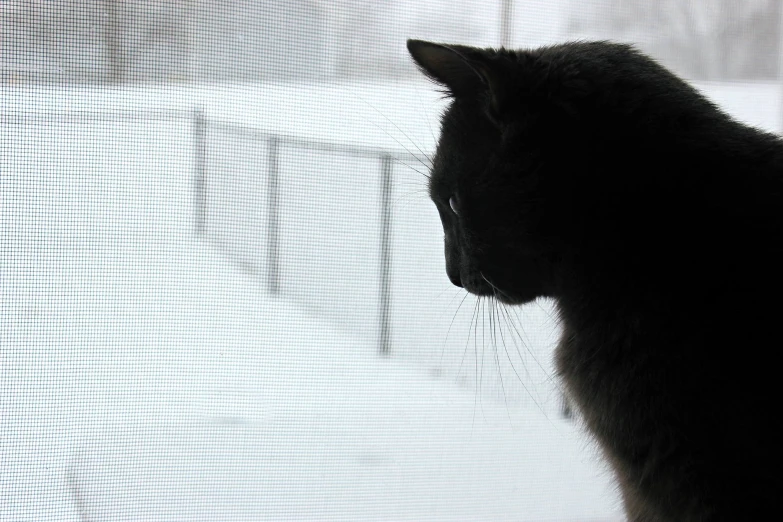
467, 272, 540, 305
463, 287, 538, 306
491, 288, 539, 306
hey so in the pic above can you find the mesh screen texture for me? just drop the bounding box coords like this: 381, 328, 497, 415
2, 1, 779, 520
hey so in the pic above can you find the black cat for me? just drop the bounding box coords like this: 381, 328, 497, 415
407, 39, 783, 522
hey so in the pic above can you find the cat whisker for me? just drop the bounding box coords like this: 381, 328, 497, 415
495, 302, 523, 382
374, 118, 433, 168
480, 272, 508, 300
499, 303, 547, 413
481, 272, 548, 414
345, 86, 434, 168
391, 189, 428, 209
472, 297, 484, 429
498, 305, 534, 383
502, 305, 551, 381
391, 179, 429, 188
441, 291, 470, 369
457, 295, 480, 380
414, 87, 439, 145
391, 157, 432, 181
477, 297, 488, 423
490, 297, 512, 421
534, 299, 561, 328
503, 304, 556, 427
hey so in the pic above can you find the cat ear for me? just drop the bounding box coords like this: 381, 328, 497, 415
407, 39, 506, 119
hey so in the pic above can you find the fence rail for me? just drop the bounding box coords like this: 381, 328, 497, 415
2, 108, 431, 355
0, 109, 427, 162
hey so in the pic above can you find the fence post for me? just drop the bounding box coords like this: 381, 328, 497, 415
193, 108, 207, 235
378, 154, 393, 356
267, 136, 280, 295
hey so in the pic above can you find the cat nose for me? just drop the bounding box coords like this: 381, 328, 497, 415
444, 237, 462, 287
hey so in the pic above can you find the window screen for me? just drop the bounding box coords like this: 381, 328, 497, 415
2, 1, 778, 520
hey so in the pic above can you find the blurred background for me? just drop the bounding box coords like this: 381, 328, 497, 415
2, 1, 779, 520
2, 0, 781, 84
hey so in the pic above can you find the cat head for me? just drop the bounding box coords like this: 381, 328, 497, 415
407, 39, 726, 304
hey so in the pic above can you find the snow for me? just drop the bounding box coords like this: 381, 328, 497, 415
3, 78, 777, 521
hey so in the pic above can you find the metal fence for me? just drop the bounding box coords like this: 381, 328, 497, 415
1, 108, 429, 356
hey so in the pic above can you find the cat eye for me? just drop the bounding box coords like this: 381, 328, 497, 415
449, 196, 459, 215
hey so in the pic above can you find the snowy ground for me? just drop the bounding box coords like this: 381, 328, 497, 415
2, 79, 779, 521
1, 238, 619, 521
